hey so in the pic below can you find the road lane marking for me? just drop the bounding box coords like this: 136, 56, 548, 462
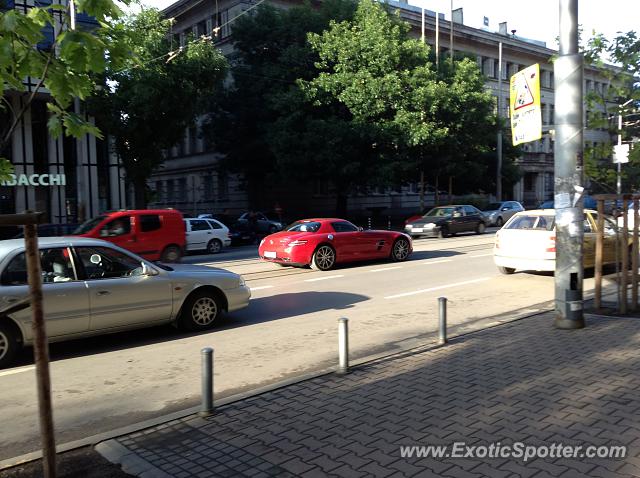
0, 365, 35, 377
304, 275, 344, 282
384, 277, 491, 299
370, 266, 402, 273
250, 285, 274, 291
469, 253, 493, 258
424, 259, 453, 265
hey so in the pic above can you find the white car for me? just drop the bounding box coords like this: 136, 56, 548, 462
494, 209, 622, 274
184, 218, 231, 254
0, 237, 250, 368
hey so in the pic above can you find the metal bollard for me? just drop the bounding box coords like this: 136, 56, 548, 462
337, 318, 349, 374
387, 216, 391, 230
438, 297, 447, 345
200, 347, 214, 416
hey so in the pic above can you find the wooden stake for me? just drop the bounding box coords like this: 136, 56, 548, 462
24, 222, 57, 478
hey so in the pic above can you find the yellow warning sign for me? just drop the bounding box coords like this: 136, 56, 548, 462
510, 64, 542, 145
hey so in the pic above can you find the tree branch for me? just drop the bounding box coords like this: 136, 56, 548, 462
1, 49, 55, 152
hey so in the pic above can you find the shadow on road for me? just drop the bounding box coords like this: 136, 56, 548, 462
10, 291, 369, 367
221, 291, 370, 328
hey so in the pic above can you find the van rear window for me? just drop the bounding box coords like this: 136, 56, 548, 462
505, 215, 554, 231
140, 215, 161, 232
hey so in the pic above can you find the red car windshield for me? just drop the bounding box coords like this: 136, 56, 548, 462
286, 221, 321, 233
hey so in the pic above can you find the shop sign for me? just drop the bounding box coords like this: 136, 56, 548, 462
0, 174, 67, 187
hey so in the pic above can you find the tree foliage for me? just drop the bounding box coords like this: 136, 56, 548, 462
583, 30, 640, 192
89, 8, 227, 207
0, 0, 130, 177
205, 0, 357, 208
301, 0, 503, 198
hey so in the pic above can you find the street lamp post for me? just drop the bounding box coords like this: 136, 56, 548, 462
553, 0, 585, 329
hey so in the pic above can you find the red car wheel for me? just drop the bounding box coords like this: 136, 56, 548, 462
311, 245, 336, 271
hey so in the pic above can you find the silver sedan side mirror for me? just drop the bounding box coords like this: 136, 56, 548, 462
142, 263, 159, 276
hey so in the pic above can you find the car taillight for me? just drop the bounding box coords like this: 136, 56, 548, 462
546, 235, 556, 253
288, 240, 308, 246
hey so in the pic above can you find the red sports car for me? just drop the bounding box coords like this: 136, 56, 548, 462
258, 218, 412, 271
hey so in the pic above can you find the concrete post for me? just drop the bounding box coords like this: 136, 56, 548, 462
438, 297, 447, 345
553, 0, 585, 329
200, 347, 214, 416
337, 318, 349, 375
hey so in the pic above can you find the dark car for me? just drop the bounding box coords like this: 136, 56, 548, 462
404, 205, 486, 238
237, 212, 283, 234
228, 222, 258, 246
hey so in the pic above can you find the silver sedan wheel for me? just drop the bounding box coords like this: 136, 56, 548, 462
191, 297, 218, 326
0, 331, 8, 362
313, 246, 335, 271
392, 239, 410, 261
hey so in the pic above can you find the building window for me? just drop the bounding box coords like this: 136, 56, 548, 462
203, 174, 214, 201
189, 126, 198, 155
167, 179, 175, 202
177, 178, 187, 201
483, 57, 495, 78
217, 172, 228, 200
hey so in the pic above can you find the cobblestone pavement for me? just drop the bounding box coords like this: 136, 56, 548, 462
98, 312, 640, 477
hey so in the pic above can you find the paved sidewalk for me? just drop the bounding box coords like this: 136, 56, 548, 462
98, 312, 640, 477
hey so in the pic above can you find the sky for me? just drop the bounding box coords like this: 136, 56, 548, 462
140, 0, 639, 49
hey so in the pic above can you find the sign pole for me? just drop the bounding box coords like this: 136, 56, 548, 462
553, 0, 585, 329
497, 41, 503, 202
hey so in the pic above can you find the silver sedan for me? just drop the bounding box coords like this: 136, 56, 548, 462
0, 237, 251, 368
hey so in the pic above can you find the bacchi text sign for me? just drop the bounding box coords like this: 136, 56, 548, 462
1, 174, 66, 186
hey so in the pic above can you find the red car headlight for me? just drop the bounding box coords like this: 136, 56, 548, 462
288, 240, 308, 246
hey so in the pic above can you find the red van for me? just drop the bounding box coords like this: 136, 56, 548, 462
72, 209, 186, 262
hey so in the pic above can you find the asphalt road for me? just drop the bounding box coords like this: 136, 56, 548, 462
0, 230, 592, 461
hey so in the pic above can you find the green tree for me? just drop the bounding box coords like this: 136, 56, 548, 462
583, 30, 640, 192
90, 8, 227, 207
204, 0, 357, 209
300, 0, 502, 205
0, 0, 129, 179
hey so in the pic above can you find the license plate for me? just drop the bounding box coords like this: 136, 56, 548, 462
412, 228, 423, 233
264, 251, 276, 258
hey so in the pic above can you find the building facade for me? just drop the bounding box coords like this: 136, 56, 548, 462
0, 0, 127, 231
150, 0, 614, 216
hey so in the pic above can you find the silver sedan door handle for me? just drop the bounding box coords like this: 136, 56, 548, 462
5, 297, 18, 303
96, 290, 111, 296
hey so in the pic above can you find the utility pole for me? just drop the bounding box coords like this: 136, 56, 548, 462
449, 0, 454, 62
435, 11, 439, 69
496, 41, 503, 202
554, 0, 585, 329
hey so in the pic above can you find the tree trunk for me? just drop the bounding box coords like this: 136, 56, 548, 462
419, 170, 425, 212
133, 177, 147, 209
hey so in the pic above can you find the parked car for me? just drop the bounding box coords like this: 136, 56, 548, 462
184, 218, 231, 254
237, 212, 283, 234
13, 223, 80, 239
258, 218, 412, 271
404, 205, 486, 238
72, 209, 186, 263
481, 201, 524, 227
493, 209, 625, 274
0, 237, 250, 368
538, 196, 598, 210
228, 221, 258, 246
